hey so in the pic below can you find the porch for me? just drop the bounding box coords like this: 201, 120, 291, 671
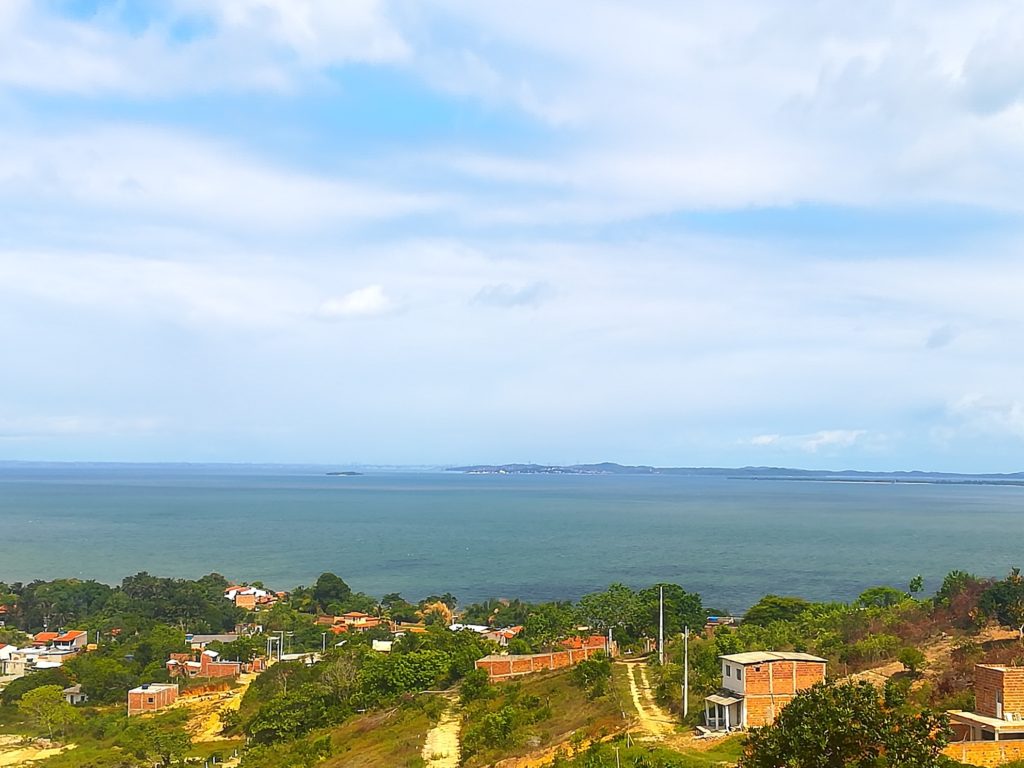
704, 691, 744, 731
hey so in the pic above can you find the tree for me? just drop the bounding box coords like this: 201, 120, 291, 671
576, 584, 645, 640
856, 586, 907, 609
742, 595, 811, 626
0, 668, 71, 705
908, 575, 924, 595
124, 720, 193, 767
741, 680, 952, 768
18, 685, 80, 741
898, 646, 927, 674
312, 573, 351, 612
638, 584, 705, 637
65, 655, 138, 704
980, 569, 1024, 637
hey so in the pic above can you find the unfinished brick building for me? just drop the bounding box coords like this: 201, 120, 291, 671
127, 683, 178, 716
704, 651, 827, 731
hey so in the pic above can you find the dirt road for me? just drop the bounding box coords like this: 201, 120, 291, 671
422, 694, 460, 768
621, 661, 677, 740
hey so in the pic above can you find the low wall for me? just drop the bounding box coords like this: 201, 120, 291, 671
943, 741, 1024, 767
476, 646, 604, 681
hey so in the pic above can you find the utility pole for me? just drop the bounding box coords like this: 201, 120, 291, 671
658, 585, 665, 666
683, 626, 689, 718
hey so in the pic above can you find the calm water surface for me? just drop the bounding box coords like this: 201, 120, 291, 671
1, 466, 1021, 612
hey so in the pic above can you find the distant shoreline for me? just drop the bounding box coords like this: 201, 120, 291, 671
446, 462, 1024, 485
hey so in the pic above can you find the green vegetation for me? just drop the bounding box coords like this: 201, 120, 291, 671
544, 736, 744, 767
459, 663, 628, 767
739, 680, 952, 768
3, 565, 1024, 767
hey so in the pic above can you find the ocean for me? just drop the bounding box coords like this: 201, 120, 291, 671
1, 464, 1021, 612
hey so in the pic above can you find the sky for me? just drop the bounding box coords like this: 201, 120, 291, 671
3, 1, 1024, 471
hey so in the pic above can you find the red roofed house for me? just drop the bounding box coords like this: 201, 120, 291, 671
54, 630, 88, 651
32, 632, 60, 647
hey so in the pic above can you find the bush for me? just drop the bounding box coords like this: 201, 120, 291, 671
899, 646, 927, 674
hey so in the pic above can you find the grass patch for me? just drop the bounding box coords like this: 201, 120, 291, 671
547, 734, 745, 766
461, 668, 629, 767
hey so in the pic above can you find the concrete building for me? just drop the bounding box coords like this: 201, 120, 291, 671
63, 685, 88, 705
127, 683, 178, 716
704, 651, 827, 731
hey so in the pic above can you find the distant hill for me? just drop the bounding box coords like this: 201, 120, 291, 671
446, 463, 1024, 485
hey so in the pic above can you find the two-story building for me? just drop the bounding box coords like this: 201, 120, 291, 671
704, 651, 827, 731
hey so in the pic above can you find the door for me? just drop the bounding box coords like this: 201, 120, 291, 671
997, 690, 1004, 719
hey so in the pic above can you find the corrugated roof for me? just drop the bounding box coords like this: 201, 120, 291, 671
706, 691, 744, 706
719, 651, 826, 664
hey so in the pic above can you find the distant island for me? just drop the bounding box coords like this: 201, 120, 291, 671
325, 470, 363, 476
446, 462, 1024, 486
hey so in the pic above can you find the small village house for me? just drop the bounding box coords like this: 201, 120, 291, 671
704, 651, 827, 731
127, 683, 179, 716
63, 684, 88, 705
53, 630, 88, 651
166, 649, 243, 679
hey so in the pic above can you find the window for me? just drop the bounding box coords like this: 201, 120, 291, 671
725, 665, 731, 677
736, 667, 742, 680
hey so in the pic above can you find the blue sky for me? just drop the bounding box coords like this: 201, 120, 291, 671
3, 1, 1024, 471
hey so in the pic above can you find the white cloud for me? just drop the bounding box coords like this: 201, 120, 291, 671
0, 0, 409, 95
745, 430, 869, 453
0, 125, 438, 232
949, 395, 1024, 438
317, 285, 394, 319
0, 415, 162, 439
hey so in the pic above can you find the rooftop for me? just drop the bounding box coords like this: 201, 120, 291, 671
719, 651, 827, 665
129, 683, 178, 694
949, 710, 1024, 732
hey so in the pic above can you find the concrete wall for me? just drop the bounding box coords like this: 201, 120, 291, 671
943, 741, 1024, 767
476, 646, 604, 681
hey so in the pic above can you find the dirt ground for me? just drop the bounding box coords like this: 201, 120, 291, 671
0, 735, 74, 767
845, 626, 1020, 688
621, 660, 677, 741
422, 694, 460, 768
176, 672, 255, 742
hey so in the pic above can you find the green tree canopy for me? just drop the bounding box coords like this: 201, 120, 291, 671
742, 595, 811, 626
740, 680, 952, 768
18, 685, 80, 741
312, 573, 352, 612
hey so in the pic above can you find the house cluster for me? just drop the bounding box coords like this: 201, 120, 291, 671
317, 611, 385, 634
449, 623, 525, 646
0, 630, 89, 678
166, 649, 258, 679
224, 585, 285, 610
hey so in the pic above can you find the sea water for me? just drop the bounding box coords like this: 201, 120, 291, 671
1, 464, 1021, 612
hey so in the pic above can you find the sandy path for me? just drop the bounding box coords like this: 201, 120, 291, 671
422, 695, 460, 768
0, 735, 73, 767
178, 672, 255, 743
622, 661, 676, 740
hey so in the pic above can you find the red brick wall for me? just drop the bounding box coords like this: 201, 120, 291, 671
976, 666, 1004, 719
127, 686, 177, 716
740, 660, 824, 727
475, 646, 604, 681
943, 741, 1024, 767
